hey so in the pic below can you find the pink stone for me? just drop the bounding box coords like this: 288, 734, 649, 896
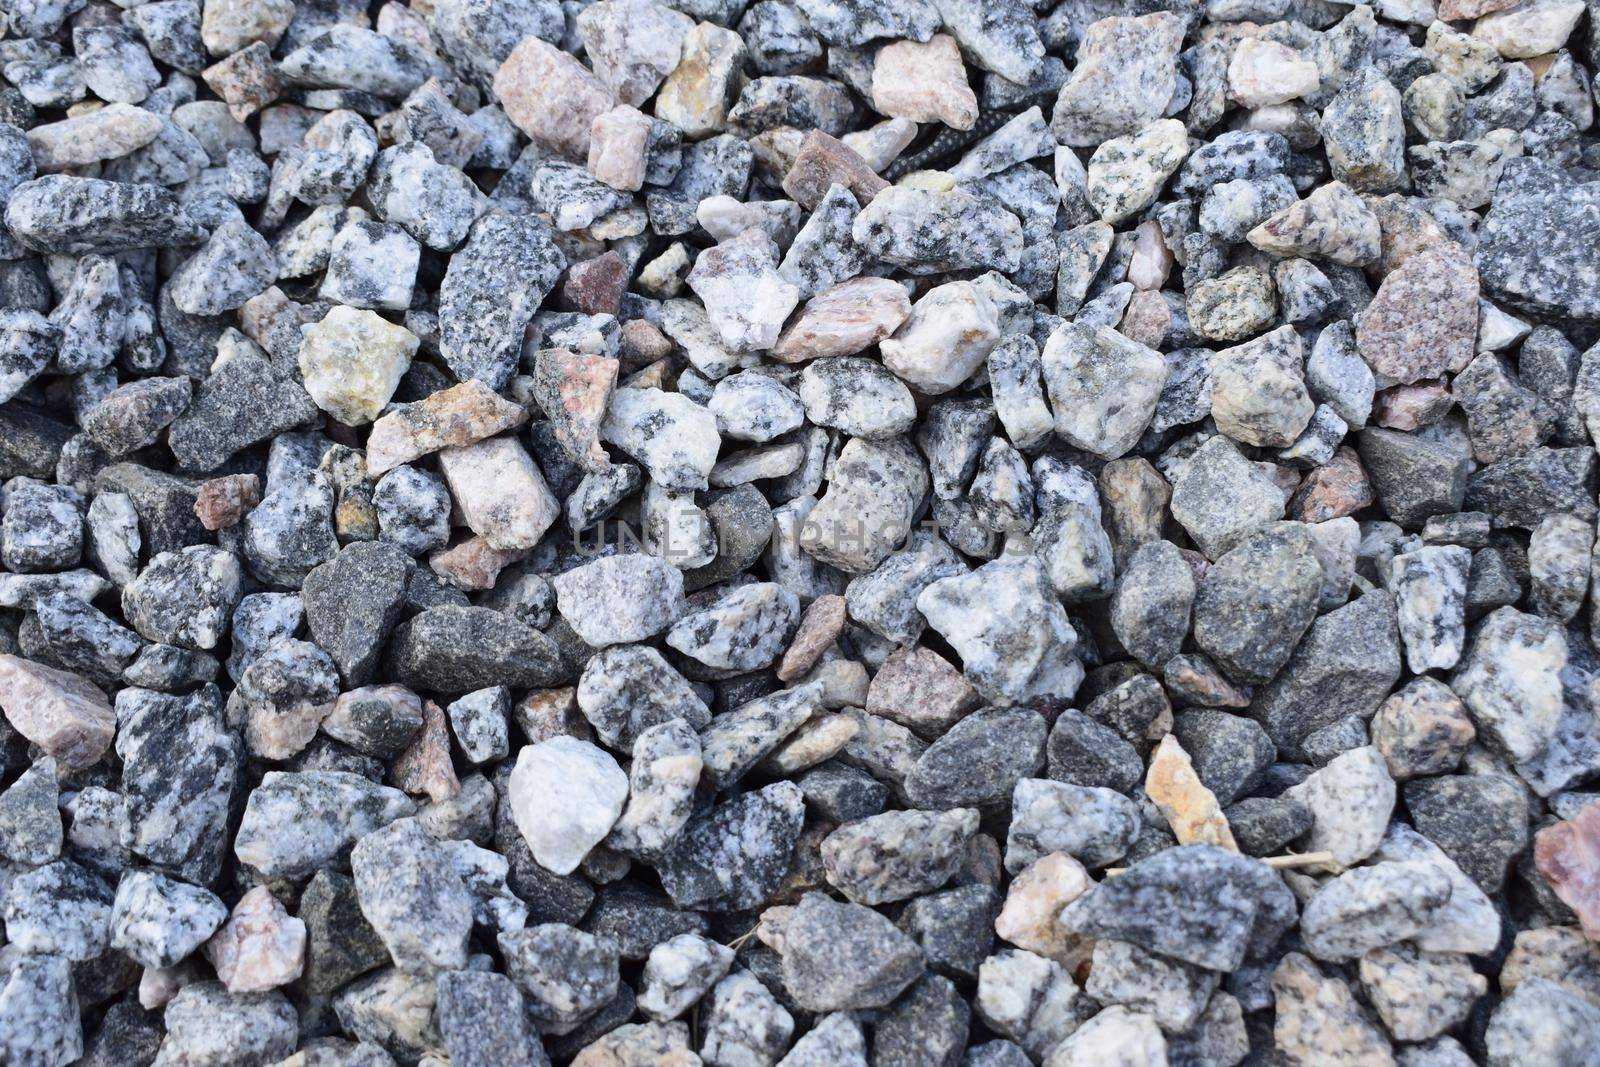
193, 474, 261, 531
493, 37, 614, 159
1357, 243, 1479, 384
771, 277, 912, 363
1535, 801, 1600, 941
205, 887, 306, 993
1127, 220, 1173, 291
365, 379, 528, 477
390, 698, 461, 804
529, 348, 621, 472
871, 34, 977, 131
587, 104, 653, 192
864, 647, 983, 740
201, 42, 283, 123
781, 129, 889, 210
776, 595, 847, 683
0, 655, 114, 769
429, 536, 529, 591
139, 960, 200, 1010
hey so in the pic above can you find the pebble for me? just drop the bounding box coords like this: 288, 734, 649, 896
205, 885, 306, 993
550, 554, 687, 647
822, 807, 979, 905
1042, 322, 1165, 459
508, 736, 629, 876
871, 34, 978, 130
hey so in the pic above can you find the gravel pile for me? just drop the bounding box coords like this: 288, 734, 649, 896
0, 0, 1599, 1064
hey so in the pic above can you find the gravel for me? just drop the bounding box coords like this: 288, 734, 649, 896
0, 0, 1598, 1064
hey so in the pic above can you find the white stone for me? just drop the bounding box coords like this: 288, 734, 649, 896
1473, 0, 1586, 59
508, 736, 629, 876
1285, 746, 1395, 866
1044, 1006, 1168, 1067
436, 436, 559, 551
879, 280, 1001, 395
1228, 39, 1321, 108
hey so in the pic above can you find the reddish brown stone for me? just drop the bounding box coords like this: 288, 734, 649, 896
389, 699, 460, 804
1373, 380, 1454, 430
194, 474, 261, 531
1117, 289, 1170, 350
781, 129, 889, 210
618, 318, 672, 371
1288, 446, 1374, 522
777, 594, 847, 682
865, 646, 983, 740
0, 655, 114, 769
561, 251, 629, 316
1535, 801, 1600, 941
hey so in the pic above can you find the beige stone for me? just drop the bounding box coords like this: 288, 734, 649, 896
994, 852, 1095, 969
202, 0, 297, 55
763, 713, 859, 775
298, 306, 418, 426
655, 23, 746, 140
27, 104, 164, 171
872, 34, 978, 130
1146, 734, 1238, 850
365, 379, 528, 476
